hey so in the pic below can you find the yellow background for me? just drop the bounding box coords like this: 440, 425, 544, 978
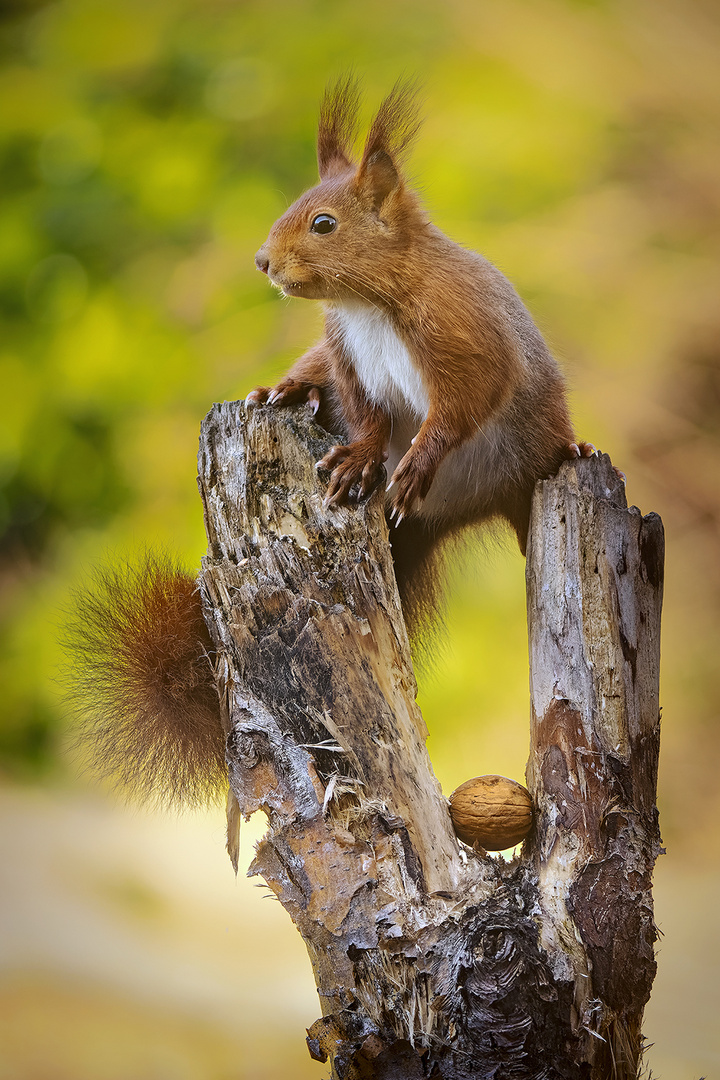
1, 0, 719, 1076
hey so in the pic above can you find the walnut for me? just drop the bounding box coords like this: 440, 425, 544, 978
449, 774, 533, 851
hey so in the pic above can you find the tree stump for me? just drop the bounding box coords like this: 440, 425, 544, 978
197, 401, 664, 1080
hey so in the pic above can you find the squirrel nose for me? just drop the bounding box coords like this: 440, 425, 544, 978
255, 251, 270, 274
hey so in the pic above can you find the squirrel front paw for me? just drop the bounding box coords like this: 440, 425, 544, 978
246, 379, 321, 414
317, 441, 388, 506
386, 448, 436, 524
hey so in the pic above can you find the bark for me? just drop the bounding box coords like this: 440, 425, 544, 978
197, 401, 664, 1080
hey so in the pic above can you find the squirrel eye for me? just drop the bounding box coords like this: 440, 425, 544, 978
310, 213, 337, 235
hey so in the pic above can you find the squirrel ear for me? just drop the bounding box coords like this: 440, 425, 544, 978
355, 79, 420, 208
317, 75, 360, 180
318, 144, 353, 180
357, 148, 400, 208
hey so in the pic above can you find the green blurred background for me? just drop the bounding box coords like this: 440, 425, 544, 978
1, 0, 718, 1076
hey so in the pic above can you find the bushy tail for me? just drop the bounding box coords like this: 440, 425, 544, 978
65, 527, 449, 807
66, 552, 226, 808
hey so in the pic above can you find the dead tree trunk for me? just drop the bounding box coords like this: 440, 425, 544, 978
197, 401, 664, 1080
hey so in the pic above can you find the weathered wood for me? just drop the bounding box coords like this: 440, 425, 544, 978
197, 402, 664, 1079
198, 401, 462, 891
526, 455, 664, 1075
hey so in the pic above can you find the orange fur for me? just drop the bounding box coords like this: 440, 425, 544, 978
68, 552, 226, 807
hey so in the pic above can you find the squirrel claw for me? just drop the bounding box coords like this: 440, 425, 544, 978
245, 389, 267, 407
568, 441, 597, 459
249, 381, 322, 411
567, 441, 626, 484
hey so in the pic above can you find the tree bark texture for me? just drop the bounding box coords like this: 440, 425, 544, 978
197, 401, 664, 1080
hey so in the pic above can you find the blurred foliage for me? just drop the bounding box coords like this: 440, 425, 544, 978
0, 0, 718, 864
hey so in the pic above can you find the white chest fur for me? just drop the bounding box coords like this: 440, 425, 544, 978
333, 304, 430, 420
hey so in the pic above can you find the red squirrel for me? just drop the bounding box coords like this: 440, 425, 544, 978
248, 77, 586, 625
71, 79, 591, 807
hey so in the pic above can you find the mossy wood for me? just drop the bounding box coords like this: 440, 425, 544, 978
197, 401, 664, 1080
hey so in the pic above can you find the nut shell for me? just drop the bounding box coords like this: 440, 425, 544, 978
449, 774, 533, 851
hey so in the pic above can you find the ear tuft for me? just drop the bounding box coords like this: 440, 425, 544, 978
358, 78, 423, 207
361, 79, 422, 165
317, 74, 361, 179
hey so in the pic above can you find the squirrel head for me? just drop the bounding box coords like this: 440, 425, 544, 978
255, 77, 425, 306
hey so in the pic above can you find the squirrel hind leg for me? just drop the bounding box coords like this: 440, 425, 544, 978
66, 552, 227, 810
